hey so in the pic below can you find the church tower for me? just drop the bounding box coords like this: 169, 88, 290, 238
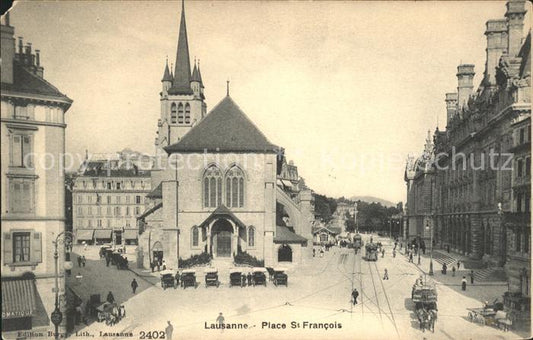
155, 0, 206, 158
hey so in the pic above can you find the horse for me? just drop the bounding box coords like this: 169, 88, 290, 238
416, 308, 429, 332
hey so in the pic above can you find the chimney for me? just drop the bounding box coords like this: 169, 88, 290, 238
34, 49, 44, 78
1, 17, 15, 84
445, 93, 458, 124
484, 20, 507, 86
35, 49, 40, 66
505, 0, 527, 57
456, 64, 475, 113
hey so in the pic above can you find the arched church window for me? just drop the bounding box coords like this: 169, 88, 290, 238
170, 103, 177, 124
248, 226, 255, 247
191, 226, 199, 247
178, 103, 184, 124
225, 166, 244, 208
185, 103, 191, 124
203, 165, 222, 208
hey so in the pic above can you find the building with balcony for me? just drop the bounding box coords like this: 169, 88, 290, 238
1, 14, 73, 336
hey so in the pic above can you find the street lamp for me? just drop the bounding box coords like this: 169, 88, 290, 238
51, 231, 74, 340
427, 219, 434, 276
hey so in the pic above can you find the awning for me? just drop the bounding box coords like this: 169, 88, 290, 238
76, 229, 94, 241
123, 229, 138, 240
1, 279, 36, 319
94, 229, 112, 239
274, 226, 308, 244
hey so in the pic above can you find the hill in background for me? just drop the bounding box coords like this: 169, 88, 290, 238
349, 196, 395, 207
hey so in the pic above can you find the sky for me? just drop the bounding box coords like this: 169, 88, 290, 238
5, 0, 530, 203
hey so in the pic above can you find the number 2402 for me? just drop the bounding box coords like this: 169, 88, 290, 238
139, 331, 165, 339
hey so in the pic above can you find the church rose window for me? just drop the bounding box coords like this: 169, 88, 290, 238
171, 103, 177, 124
203, 166, 222, 208
225, 166, 244, 208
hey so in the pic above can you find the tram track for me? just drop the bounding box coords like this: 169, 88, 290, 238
372, 261, 400, 338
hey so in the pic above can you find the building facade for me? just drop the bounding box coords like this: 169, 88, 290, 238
1, 14, 73, 336
138, 1, 314, 269
71, 150, 152, 245
405, 0, 530, 322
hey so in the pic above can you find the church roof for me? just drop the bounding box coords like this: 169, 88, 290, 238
1, 62, 72, 104
168, 0, 193, 95
199, 205, 247, 229
191, 62, 200, 82
164, 96, 280, 154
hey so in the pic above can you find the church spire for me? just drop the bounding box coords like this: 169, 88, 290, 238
162, 57, 173, 82
169, 0, 193, 95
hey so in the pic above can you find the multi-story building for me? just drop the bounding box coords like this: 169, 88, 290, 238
71, 150, 152, 245
405, 0, 530, 323
1, 14, 73, 336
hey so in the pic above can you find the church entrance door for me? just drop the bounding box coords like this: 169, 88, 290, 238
212, 219, 233, 258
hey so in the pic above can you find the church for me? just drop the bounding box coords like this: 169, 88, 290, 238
138, 1, 314, 269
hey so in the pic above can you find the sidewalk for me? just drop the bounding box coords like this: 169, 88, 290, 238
398, 246, 509, 304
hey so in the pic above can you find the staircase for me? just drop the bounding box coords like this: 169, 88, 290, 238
431, 251, 457, 266
473, 267, 507, 283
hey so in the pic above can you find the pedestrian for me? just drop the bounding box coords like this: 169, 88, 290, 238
175, 272, 180, 288
162, 259, 167, 270
131, 278, 138, 294
165, 321, 174, 340
77, 256, 82, 267
216, 312, 225, 332
394, 241, 397, 250
106, 291, 115, 304
457, 260, 461, 270
452, 266, 456, 277
82, 256, 86, 267
247, 272, 252, 286
313, 248, 316, 257
351, 288, 359, 305
462, 276, 467, 291
383, 268, 389, 280
400, 242, 403, 250
370, 236, 373, 243
393, 249, 396, 258
470, 270, 474, 284
105, 256, 110, 267
381, 248, 385, 258
442, 262, 447, 275
409, 252, 414, 263
84, 242, 88, 251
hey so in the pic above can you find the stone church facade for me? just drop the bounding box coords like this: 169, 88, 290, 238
138, 1, 314, 269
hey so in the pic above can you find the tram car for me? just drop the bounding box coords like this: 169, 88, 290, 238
273, 268, 288, 287
364, 243, 379, 261
204, 268, 220, 288
353, 234, 363, 253
160, 270, 175, 290
252, 267, 267, 286
181, 269, 197, 289
229, 269, 244, 287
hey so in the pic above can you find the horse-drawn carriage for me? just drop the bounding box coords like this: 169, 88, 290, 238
99, 245, 112, 258
204, 268, 220, 288
353, 234, 363, 253
160, 270, 175, 290
96, 302, 123, 325
412, 280, 438, 333
181, 269, 197, 289
252, 267, 267, 286
272, 268, 288, 287
467, 299, 512, 331
364, 243, 378, 261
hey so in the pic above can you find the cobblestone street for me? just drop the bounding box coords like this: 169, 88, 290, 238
67, 236, 527, 340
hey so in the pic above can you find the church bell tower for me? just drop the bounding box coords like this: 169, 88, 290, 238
155, 0, 206, 158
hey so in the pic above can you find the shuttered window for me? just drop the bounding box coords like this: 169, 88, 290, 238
3, 231, 41, 265
10, 134, 32, 168
9, 179, 34, 214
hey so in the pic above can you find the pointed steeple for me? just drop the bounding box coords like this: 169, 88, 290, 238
162, 58, 173, 82
197, 59, 204, 86
169, 0, 193, 95
191, 59, 200, 82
